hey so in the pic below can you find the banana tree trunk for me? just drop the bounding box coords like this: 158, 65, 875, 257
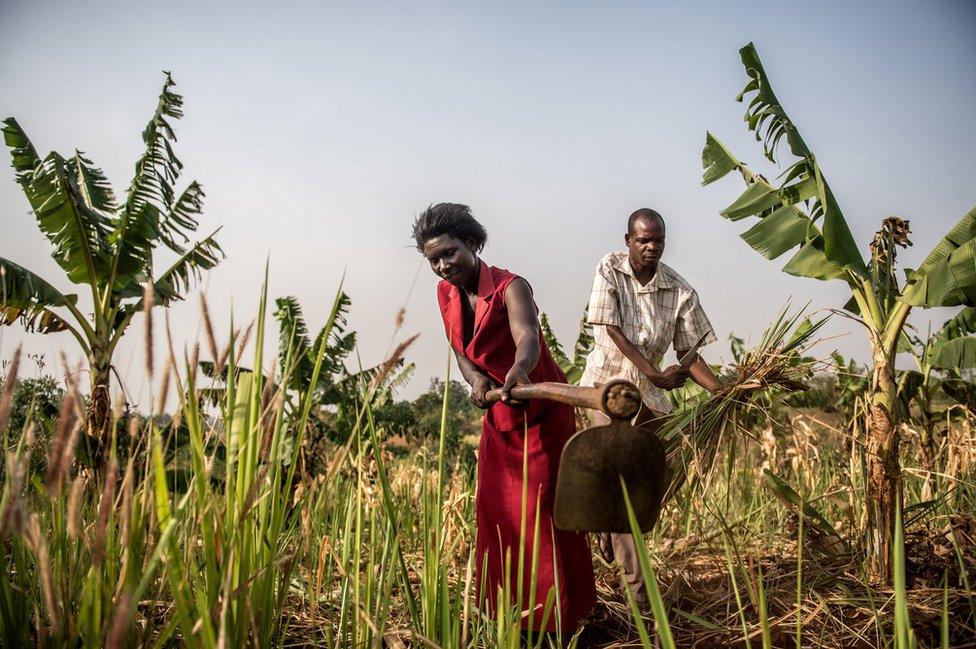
865, 346, 901, 582
87, 361, 112, 442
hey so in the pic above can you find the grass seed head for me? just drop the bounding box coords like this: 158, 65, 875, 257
67, 473, 87, 539
106, 591, 133, 649
45, 390, 78, 494
128, 414, 141, 441
236, 319, 255, 360
112, 396, 127, 423
24, 420, 35, 449
93, 459, 118, 565
216, 335, 234, 377
118, 460, 135, 545
155, 358, 172, 418
60, 421, 83, 488
0, 345, 22, 433
371, 333, 419, 392
0, 452, 27, 539
200, 292, 220, 372
24, 512, 61, 633
189, 342, 200, 384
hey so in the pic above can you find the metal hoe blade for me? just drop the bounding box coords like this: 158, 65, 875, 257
554, 418, 668, 533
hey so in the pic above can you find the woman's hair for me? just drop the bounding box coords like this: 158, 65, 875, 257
412, 203, 488, 253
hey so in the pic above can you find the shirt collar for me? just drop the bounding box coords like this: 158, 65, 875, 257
612, 253, 673, 291
475, 260, 495, 299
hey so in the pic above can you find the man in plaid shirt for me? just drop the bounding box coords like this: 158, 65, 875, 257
580, 208, 722, 606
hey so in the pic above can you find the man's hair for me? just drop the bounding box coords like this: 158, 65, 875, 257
412, 203, 488, 253
627, 208, 666, 234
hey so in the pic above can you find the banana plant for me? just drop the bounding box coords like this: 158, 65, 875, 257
273, 294, 413, 444
702, 43, 976, 581
540, 310, 593, 385
1, 73, 223, 442
198, 292, 371, 414
897, 307, 976, 497
831, 352, 871, 415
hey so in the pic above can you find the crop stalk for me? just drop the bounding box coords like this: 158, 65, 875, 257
86, 355, 113, 445
865, 336, 901, 581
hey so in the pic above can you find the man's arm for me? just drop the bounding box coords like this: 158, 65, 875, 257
673, 288, 722, 393
676, 351, 723, 393
606, 325, 689, 390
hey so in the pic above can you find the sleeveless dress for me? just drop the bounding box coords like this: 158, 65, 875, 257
436, 262, 596, 632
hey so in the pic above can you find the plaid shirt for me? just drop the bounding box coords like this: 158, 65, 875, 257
579, 252, 716, 414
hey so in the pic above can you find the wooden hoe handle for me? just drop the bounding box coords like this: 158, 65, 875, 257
484, 379, 641, 420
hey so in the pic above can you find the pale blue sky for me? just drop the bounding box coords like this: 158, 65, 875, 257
1, 1, 974, 406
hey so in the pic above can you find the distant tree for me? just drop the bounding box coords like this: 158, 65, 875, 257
2, 375, 64, 438
410, 379, 481, 454
0, 371, 65, 480
371, 400, 417, 440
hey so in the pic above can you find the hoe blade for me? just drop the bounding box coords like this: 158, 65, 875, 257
554, 420, 668, 533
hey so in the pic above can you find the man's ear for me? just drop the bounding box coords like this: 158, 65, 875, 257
624, 232, 631, 246
465, 238, 478, 253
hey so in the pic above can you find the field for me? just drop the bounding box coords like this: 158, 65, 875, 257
1, 283, 974, 649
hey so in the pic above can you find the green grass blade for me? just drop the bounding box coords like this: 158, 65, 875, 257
621, 478, 675, 649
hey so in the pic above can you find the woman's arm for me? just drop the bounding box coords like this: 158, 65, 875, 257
500, 278, 541, 404
453, 348, 497, 409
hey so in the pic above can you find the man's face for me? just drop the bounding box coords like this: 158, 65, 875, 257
625, 216, 665, 270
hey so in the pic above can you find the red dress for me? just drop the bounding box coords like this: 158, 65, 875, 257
437, 262, 596, 632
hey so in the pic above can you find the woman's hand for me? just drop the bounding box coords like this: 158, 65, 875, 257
470, 374, 497, 409
500, 364, 531, 406
647, 364, 690, 390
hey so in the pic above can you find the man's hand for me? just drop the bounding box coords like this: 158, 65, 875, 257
500, 364, 531, 406
647, 364, 690, 390
470, 374, 497, 409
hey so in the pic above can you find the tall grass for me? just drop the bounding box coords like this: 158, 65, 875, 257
1, 284, 974, 647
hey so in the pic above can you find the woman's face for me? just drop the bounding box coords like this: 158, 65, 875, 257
422, 234, 478, 286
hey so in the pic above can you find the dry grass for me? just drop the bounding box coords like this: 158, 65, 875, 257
261, 399, 976, 648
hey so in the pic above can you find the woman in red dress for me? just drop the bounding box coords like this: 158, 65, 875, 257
413, 203, 596, 634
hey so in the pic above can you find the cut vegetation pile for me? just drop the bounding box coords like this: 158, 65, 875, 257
660, 308, 823, 503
